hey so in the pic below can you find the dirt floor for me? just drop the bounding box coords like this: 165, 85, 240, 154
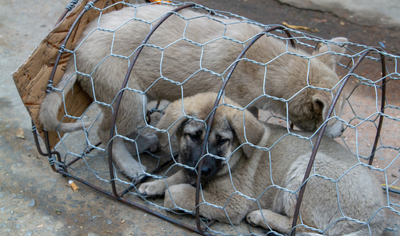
1, 0, 399, 235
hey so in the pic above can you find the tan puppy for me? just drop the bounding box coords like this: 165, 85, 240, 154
40, 4, 348, 178
139, 93, 386, 236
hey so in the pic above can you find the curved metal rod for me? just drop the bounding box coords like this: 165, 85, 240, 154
48, 1, 99, 86
195, 26, 295, 232
41, 0, 99, 178
55, 0, 80, 26
290, 48, 387, 235
32, 120, 49, 157
42, 2, 212, 234
368, 53, 387, 165
35, 1, 391, 233
108, 3, 196, 197
41, 1, 97, 174
56, 9, 71, 27
58, 170, 211, 236
35, 1, 98, 167
43, 130, 64, 173
32, 120, 66, 173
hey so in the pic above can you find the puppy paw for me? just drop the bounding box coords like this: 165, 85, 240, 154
246, 210, 263, 227
138, 180, 166, 197
147, 141, 160, 153
140, 133, 160, 153
119, 160, 147, 179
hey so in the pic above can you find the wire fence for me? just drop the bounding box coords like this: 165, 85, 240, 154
33, 0, 400, 235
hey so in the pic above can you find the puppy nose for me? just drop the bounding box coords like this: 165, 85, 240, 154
201, 166, 212, 176
338, 125, 345, 135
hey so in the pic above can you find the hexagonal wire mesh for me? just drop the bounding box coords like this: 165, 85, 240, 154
32, 0, 400, 235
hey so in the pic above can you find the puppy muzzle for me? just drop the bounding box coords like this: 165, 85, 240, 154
324, 121, 344, 138
185, 155, 222, 181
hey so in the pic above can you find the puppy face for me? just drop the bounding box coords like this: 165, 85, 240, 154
288, 90, 345, 137
156, 92, 265, 181
284, 37, 348, 137
176, 119, 236, 180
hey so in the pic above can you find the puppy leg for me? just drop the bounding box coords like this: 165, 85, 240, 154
138, 169, 188, 196
114, 136, 147, 176
115, 92, 160, 154
97, 103, 150, 178
101, 92, 163, 178
246, 209, 292, 234
164, 182, 250, 224
98, 123, 147, 178
126, 131, 160, 154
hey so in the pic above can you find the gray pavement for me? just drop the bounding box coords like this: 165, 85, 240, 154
1, 0, 399, 235
278, 0, 400, 27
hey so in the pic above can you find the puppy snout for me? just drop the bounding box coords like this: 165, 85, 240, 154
201, 166, 212, 176
324, 121, 345, 138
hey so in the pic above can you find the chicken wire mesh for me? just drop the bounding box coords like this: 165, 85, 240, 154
30, 0, 400, 235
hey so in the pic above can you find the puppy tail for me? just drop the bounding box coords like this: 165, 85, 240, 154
39, 69, 90, 133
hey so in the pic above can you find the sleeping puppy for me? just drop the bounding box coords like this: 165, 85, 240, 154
138, 93, 386, 236
40, 4, 348, 178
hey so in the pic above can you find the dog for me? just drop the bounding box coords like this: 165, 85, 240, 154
138, 92, 386, 235
40, 4, 348, 178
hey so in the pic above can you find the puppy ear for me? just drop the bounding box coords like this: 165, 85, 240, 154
312, 37, 348, 71
227, 109, 264, 158
312, 92, 333, 124
156, 101, 188, 148
313, 91, 345, 128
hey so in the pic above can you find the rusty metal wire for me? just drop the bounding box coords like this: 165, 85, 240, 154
107, 2, 196, 198
290, 48, 387, 236
33, 0, 400, 235
194, 26, 296, 232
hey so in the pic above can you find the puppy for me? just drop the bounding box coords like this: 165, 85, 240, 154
139, 93, 386, 236
40, 4, 348, 178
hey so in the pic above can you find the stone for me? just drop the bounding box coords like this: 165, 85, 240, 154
13, 194, 23, 199
22, 144, 32, 151
24, 231, 33, 236
27, 199, 35, 207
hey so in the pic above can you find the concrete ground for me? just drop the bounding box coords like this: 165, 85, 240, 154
278, 0, 400, 27
1, 0, 399, 235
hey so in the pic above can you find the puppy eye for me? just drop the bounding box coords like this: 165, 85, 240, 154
219, 139, 228, 145
188, 133, 197, 141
